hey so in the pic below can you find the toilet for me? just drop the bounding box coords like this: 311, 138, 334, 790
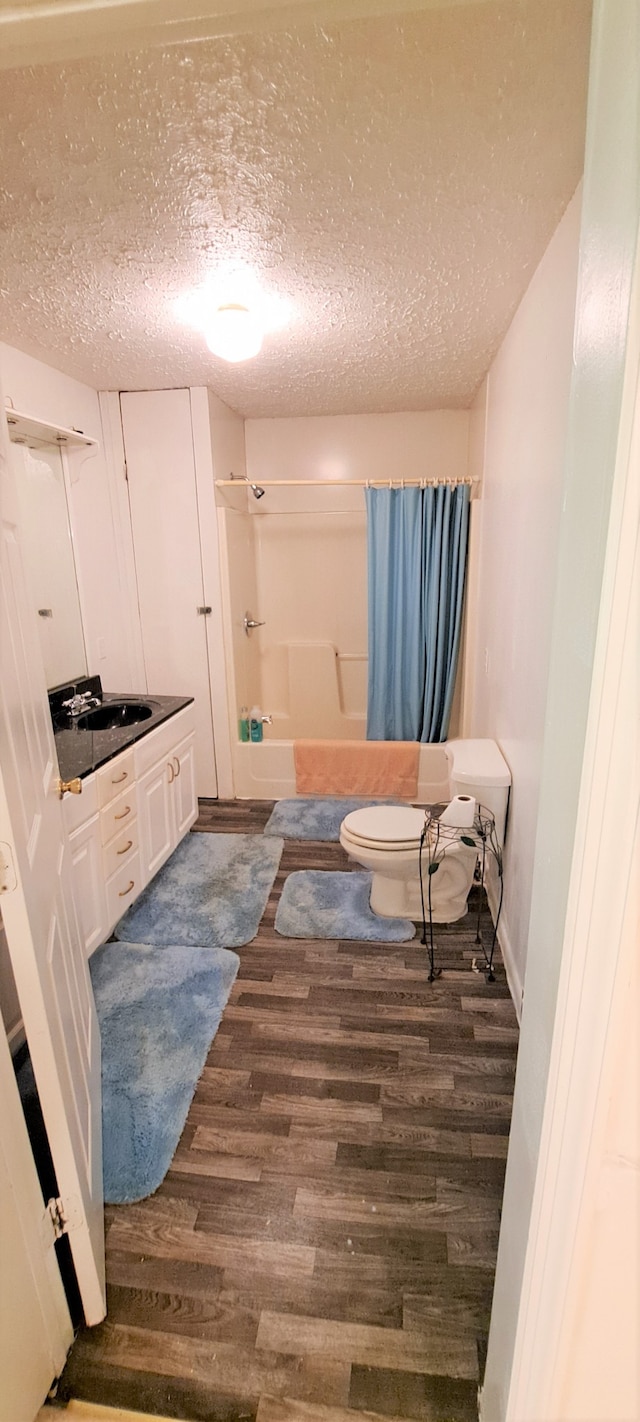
339, 739, 511, 922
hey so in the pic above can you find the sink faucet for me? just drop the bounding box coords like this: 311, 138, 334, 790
62, 690, 101, 717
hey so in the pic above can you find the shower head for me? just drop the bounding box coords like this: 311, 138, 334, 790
230, 471, 266, 499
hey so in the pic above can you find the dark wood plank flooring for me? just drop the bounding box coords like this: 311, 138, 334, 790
58, 799, 518, 1422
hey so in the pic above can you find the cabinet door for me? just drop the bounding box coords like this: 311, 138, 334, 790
171, 732, 198, 841
137, 757, 175, 888
68, 815, 108, 958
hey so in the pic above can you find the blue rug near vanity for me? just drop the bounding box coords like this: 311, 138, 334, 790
263, 796, 402, 842
90, 938, 239, 1202
275, 869, 415, 942
115, 832, 284, 948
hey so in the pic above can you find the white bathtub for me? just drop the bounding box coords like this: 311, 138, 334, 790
232, 737, 452, 803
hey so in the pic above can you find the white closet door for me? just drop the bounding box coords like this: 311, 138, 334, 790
120, 389, 218, 798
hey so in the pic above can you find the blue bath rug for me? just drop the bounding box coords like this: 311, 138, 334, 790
115, 832, 283, 948
275, 870, 415, 942
90, 939, 238, 1202
264, 797, 402, 842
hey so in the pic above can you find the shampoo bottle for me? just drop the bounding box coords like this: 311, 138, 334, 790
249, 706, 263, 743
239, 706, 250, 742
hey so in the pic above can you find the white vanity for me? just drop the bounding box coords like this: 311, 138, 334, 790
62, 702, 197, 957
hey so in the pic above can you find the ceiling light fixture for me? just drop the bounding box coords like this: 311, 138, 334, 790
204, 303, 263, 364
173, 266, 292, 364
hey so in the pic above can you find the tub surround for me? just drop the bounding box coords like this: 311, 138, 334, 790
50, 676, 194, 783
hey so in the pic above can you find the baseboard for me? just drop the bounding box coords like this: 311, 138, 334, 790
486, 877, 523, 1024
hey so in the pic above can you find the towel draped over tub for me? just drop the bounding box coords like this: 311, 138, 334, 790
293, 738, 419, 799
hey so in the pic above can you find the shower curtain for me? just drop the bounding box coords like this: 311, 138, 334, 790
365, 483, 470, 743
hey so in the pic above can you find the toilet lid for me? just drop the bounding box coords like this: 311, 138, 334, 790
342, 805, 426, 845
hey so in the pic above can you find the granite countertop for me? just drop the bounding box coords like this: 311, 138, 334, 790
53, 690, 194, 782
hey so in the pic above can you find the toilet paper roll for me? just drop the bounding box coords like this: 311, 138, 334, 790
439, 794, 476, 829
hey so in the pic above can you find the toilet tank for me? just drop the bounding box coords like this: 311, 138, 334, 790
445, 739, 511, 847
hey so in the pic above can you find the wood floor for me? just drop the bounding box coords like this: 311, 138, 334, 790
57, 800, 518, 1422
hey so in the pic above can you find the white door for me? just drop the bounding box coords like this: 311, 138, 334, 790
0, 1022, 72, 1422
0, 406, 106, 1326
120, 388, 218, 797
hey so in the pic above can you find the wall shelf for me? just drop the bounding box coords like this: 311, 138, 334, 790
5, 406, 97, 451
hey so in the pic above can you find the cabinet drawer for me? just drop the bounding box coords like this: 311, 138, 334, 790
100, 786, 138, 844
106, 852, 141, 925
103, 821, 139, 880
97, 748, 135, 808
133, 705, 195, 779
62, 773, 98, 833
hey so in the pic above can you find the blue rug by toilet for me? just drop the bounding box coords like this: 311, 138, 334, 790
90, 939, 238, 1202
115, 832, 283, 948
264, 797, 402, 842
275, 870, 415, 942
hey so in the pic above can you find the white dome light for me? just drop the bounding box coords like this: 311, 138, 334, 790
204, 303, 263, 363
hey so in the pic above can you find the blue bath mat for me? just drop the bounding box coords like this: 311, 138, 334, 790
90, 939, 238, 1202
264, 797, 402, 842
275, 870, 415, 942
115, 832, 283, 948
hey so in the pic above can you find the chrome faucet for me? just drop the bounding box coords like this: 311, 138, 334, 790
62, 690, 101, 717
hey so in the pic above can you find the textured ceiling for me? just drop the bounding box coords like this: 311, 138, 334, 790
0, 2, 592, 417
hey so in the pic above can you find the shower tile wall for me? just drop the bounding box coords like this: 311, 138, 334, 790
221, 502, 262, 726
252, 484, 367, 739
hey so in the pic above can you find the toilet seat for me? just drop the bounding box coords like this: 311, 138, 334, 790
340, 804, 473, 856
341, 829, 423, 852
341, 805, 426, 851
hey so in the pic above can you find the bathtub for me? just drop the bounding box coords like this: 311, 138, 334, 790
232, 737, 452, 803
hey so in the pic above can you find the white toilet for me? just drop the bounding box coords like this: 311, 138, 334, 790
339, 739, 511, 922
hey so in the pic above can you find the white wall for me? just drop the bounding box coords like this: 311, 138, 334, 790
0, 343, 135, 691
467, 190, 582, 1007
245, 409, 469, 485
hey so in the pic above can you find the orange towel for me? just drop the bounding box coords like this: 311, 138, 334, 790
294, 739, 419, 799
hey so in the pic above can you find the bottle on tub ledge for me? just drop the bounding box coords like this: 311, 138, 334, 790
239, 706, 250, 742
249, 705, 264, 743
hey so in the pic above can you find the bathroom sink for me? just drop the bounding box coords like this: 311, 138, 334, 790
76, 702, 154, 731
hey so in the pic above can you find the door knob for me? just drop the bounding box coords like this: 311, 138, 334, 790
244, 613, 265, 635
58, 777, 82, 799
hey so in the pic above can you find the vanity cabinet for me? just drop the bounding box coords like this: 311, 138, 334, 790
63, 705, 197, 955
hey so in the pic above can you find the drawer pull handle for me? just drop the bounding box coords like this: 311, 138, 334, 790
168, 761, 175, 783
112, 770, 128, 784
118, 880, 135, 897
173, 756, 181, 776
117, 839, 133, 855
114, 805, 131, 821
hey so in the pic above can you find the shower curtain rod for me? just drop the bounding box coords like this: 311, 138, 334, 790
215, 476, 476, 489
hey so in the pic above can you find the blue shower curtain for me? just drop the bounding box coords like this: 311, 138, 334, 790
365, 483, 470, 743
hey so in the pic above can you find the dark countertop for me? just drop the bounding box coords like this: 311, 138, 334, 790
53, 692, 194, 782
